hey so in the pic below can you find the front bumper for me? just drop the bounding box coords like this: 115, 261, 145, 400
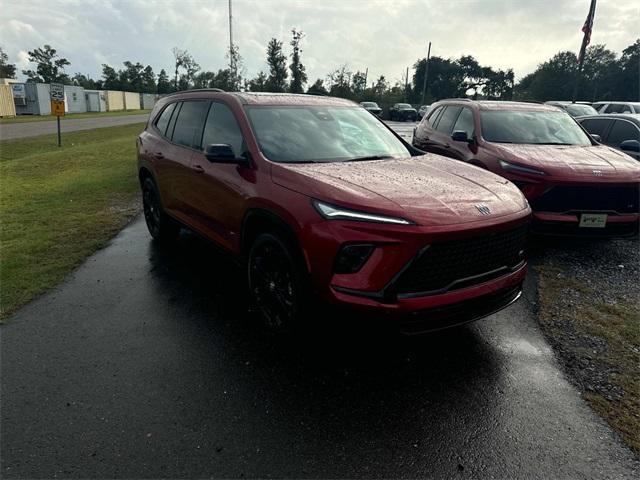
300, 212, 530, 325
531, 212, 639, 237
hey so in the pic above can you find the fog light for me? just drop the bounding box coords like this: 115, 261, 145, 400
334, 244, 375, 274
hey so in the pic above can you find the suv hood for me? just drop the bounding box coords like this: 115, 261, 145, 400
492, 143, 640, 178
272, 154, 529, 226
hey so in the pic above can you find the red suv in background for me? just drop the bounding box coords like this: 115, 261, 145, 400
137, 90, 531, 333
413, 100, 640, 237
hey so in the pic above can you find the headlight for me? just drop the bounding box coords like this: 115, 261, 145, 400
313, 200, 414, 225
499, 159, 546, 176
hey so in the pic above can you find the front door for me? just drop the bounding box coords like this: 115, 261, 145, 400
188, 101, 249, 251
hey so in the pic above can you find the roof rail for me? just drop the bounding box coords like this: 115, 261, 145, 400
165, 88, 225, 96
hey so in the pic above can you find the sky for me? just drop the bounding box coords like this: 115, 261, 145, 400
2, 0, 638, 85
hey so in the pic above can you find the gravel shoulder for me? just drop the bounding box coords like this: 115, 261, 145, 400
531, 236, 640, 455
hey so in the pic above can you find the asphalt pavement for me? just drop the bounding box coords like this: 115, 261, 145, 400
1, 120, 639, 478
0, 113, 149, 140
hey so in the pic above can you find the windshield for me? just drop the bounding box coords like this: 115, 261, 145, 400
246, 106, 411, 163
361, 102, 378, 108
480, 110, 592, 145
566, 104, 598, 116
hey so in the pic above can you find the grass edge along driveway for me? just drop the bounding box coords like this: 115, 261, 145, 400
0, 123, 144, 320
0, 109, 151, 125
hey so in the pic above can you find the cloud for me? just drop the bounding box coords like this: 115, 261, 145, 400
1, 0, 637, 84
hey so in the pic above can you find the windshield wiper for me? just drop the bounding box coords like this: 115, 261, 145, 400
536, 142, 574, 146
344, 155, 395, 162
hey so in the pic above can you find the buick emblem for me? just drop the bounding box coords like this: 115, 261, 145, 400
475, 204, 491, 215
592, 170, 603, 176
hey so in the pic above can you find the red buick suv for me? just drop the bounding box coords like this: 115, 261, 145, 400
137, 90, 531, 333
413, 100, 640, 237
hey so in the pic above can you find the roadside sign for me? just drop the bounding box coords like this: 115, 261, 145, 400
50, 83, 65, 146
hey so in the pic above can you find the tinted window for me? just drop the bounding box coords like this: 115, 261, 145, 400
427, 106, 443, 126
480, 110, 591, 145
435, 106, 462, 134
606, 120, 640, 146
246, 106, 410, 163
604, 103, 627, 113
172, 101, 210, 149
580, 118, 612, 138
452, 108, 475, 137
202, 103, 244, 156
155, 103, 176, 136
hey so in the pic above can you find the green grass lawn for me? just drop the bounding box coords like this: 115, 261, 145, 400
0, 123, 144, 320
0, 109, 151, 124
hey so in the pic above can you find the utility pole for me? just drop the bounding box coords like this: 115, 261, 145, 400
228, 0, 235, 88
364, 67, 368, 91
421, 41, 431, 105
404, 66, 409, 103
573, 0, 597, 102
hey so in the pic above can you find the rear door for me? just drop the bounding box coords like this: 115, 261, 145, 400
187, 101, 249, 250
156, 100, 210, 219
427, 106, 462, 159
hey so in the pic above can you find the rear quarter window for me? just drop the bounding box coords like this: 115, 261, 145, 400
155, 103, 176, 136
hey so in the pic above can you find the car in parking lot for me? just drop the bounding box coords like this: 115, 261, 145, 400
578, 114, 640, 160
413, 99, 640, 237
417, 105, 431, 120
545, 101, 598, 117
359, 101, 382, 117
592, 101, 640, 114
389, 103, 418, 121
138, 90, 531, 333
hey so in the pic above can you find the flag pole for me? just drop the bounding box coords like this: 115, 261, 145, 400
572, 0, 597, 103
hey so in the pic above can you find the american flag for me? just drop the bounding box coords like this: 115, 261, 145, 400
578, 0, 597, 64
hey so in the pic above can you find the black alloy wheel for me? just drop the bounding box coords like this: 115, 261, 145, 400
142, 177, 179, 242
248, 233, 302, 332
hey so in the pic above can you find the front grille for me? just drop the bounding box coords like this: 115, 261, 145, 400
530, 185, 640, 214
393, 224, 528, 296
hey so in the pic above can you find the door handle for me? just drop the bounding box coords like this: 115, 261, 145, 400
153, 152, 164, 159
192, 164, 205, 173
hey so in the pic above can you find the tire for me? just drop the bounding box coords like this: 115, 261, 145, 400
141, 177, 179, 242
247, 232, 307, 333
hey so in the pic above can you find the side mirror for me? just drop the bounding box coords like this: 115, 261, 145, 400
590, 134, 602, 142
620, 139, 640, 153
204, 143, 248, 166
451, 130, 471, 143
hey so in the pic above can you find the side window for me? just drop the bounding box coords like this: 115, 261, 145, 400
171, 101, 210, 149
604, 103, 625, 114
426, 106, 443, 127
166, 102, 182, 139
202, 102, 244, 156
580, 118, 612, 139
435, 106, 462, 134
452, 107, 475, 137
155, 103, 176, 136
606, 120, 640, 147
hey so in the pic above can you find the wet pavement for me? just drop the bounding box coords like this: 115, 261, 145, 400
2, 217, 639, 478
0, 113, 149, 140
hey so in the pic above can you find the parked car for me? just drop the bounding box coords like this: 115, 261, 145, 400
359, 101, 382, 116
417, 105, 431, 120
413, 99, 640, 237
544, 101, 598, 117
389, 103, 418, 121
592, 101, 640, 114
138, 90, 531, 333
578, 114, 640, 160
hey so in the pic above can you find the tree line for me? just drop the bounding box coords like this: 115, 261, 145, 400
1, 35, 637, 103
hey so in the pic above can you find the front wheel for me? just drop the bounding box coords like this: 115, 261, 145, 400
248, 233, 305, 333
